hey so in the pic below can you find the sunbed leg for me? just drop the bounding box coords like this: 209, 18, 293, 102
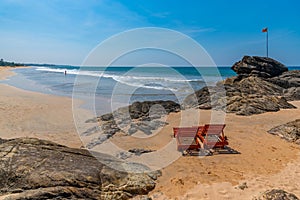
182, 150, 188, 156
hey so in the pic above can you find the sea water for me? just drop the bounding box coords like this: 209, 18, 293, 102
4, 66, 299, 114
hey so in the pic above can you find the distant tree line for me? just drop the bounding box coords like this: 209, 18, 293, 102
0, 59, 23, 67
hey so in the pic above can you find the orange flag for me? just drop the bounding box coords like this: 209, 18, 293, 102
262, 28, 268, 32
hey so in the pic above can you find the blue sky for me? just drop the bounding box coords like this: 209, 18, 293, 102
1, 0, 300, 65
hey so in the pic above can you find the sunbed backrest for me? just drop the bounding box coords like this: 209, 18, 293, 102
173, 127, 198, 137
204, 124, 226, 135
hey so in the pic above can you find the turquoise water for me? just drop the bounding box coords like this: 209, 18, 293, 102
8, 66, 236, 99
4, 65, 299, 114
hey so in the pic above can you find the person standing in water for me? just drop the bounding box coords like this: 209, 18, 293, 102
64, 70, 67, 76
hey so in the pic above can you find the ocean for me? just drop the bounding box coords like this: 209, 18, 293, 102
4, 66, 299, 114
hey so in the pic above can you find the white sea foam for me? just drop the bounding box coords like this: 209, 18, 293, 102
35, 67, 203, 91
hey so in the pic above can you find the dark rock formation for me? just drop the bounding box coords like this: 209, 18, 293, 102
100, 101, 180, 122
268, 119, 300, 144
269, 70, 300, 100
283, 87, 300, 101
128, 149, 155, 156
182, 56, 298, 115
182, 77, 295, 116
254, 189, 299, 200
232, 56, 288, 78
269, 70, 300, 89
85, 101, 179, 149
0, 137, 159, 200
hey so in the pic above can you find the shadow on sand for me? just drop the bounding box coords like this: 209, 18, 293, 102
182, 146, 240, 156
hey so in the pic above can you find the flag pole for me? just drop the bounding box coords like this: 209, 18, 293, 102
262, 27, 269, 57
266, 29, 269, 58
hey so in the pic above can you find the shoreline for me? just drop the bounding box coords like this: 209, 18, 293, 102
0, 66, 19, 80
0, 67, 85, 148
1, 67, 300, 199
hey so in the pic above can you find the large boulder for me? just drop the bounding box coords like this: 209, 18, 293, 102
182, 76, 295, 115
0, 137, 158, 200
231, 56, 288, 78
182, 56, 298, 115
100, 101, 180, 122
253, 189, 299, 200
128, 101, 180, 119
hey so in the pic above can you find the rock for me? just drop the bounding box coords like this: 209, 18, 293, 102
149, 114, 162, 119
116, 151, 133, 160
283, 87, 300, 101
231, 56, 288, 78
182, 87, 212, 109
85, 117, 99, 123
130, 102, 143, 119
143, 101, 180, 114
0, 137, 157, 200
182, 56, 297, 115
149, 120, 169, 129
235, 76, 283, 96
87, 135, 109, 149
269, 70, 300, 89
141, 103, 150, 114
81, 126, 101, 136
88, 101, 178, 148
237, 182, 248, 190
100, 113, 114, 121
138, 121, 168, 131
100, 100, 180, 121
254, 189, 299, 200
137, 126, 152, 135
128, 127, 138, 135
183, 83, 294, 116
198, 103, 212, 110
128, 149, 155, 156
131, 195, 152, 200
268, 119, 300, 144
231, 96, 295, 116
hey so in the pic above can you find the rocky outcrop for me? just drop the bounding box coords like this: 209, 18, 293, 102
283, 87, 300, 101
269, 70, 300, 88
84, 101, 179, 149
269, 70, 300, 100
224, 76, 295, 115
268, 119, 300, 145
253, 189, 299, 200
100, 101, 180, 122
0, 137, 159, 200
183, 56, 299, 115
182, 77, 295, 116
232, 56, 288, 78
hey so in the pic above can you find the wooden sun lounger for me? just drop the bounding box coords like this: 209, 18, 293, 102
197, 124, 228, 149
174, 127, 201, 152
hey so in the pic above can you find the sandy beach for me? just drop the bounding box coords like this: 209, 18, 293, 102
1, 67, 300, 199
148, 104, 300, 199
0, 67, 83, 148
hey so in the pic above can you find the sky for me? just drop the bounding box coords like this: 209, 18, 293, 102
0, 0, 300, 66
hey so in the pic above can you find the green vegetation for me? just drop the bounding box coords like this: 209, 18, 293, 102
0, 59, 23, 67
